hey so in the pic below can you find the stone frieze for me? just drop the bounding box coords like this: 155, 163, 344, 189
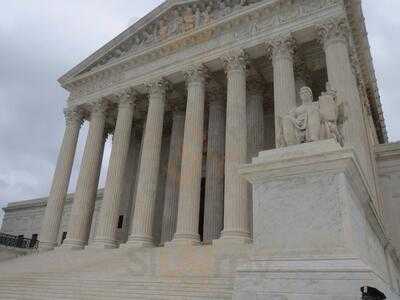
67, 0, 340, 102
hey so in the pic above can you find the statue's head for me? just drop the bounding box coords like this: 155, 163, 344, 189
300, 87, 313, 104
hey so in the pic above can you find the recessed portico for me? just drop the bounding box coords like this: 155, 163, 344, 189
38, 0, 387, 251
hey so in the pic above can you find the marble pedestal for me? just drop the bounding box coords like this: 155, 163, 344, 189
238, 140, 400, 300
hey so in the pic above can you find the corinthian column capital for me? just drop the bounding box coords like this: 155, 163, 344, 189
184, 64, 209, 85
317, 18, 350, 48
221, 49, 249, 73
64, 107, 84, 127
117, 88, 137, 108
146, 79, 170, 98
90, 101, 108, 116
266, 34, 296, 62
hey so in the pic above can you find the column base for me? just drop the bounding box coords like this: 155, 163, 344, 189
60, 239, 86, 250
89, 238, 118, 249
213, 230, 252, 246
125, 234, 154, 248
164, 233, 201, 247
38, 241, 57, 252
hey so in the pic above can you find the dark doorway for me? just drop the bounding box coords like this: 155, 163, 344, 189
198, 178, 206, 242
117, 215, 124, 229
361, 286, 386, 300
16, 235, 24, 248
61, 232, 67, 244
30, 234, 38, 248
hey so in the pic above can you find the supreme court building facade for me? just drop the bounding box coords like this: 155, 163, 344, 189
2, 0, 400, 299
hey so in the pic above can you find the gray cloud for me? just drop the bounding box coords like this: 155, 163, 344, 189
0, 0, 164, 224
0, 1, 398, 225
362, 1, 400, 141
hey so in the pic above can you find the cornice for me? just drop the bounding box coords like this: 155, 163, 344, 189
344, 0, 388, 143
375, 143, 400, 161
3, 189, 105, 212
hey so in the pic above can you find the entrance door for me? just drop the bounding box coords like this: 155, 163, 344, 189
198, 178, 206, 242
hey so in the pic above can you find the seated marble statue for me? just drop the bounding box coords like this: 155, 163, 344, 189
281, 84, 344, 147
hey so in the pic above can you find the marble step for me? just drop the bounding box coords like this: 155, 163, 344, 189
0, 274, 233, 299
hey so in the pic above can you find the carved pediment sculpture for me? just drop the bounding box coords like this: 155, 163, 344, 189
280, 83, 345, 147
80, 0, 263, 75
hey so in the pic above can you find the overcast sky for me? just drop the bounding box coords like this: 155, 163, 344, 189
0, 1, 399, 224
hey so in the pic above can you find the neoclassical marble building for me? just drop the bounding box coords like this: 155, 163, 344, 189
1, 0, 400, 299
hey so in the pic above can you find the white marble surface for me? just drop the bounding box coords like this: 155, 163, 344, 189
238, 140, 400, 299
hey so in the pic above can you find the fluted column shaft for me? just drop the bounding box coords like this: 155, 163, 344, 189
246, 78, 265, 240
127, 132, 145, 237
93, 92, 135, 248
247, 74, 266, 160
219, 51, 250, 243
63, 103, 107, 250
121, 127, 142, 242
268, 36, 297, 148
128, 80, 167, 247
171, 66, 207, 245
161, 111, 185, 244
318, 19, 361, 146
39, 109, 82, 251
203, 99, 226, 243
319, 19, 380, 212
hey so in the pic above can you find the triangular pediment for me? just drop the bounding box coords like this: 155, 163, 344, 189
59, 0, 264, 84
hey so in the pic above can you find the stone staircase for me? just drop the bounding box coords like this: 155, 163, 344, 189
0, 244, 251, 299
0, 273, 233, 299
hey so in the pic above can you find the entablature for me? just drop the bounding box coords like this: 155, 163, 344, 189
64, 0, 341, 106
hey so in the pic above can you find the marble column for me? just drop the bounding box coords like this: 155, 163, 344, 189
92, 90, 135, 248
267, 35, 297, 148
120, 126, 142, 243
153, 132, 171, 245
218, 50, 250, 244
318, 19, 359, 145
127, 80, 167, 247
39, 108, 83, 251
63, 102, 107, 250
170, 65, 207, 246
203, 94, 226, 243
318, 18, 379, 208
246, 68, 265, 239
294, 58, 309, 107
247, 67, 265, 160
161, 110, 185, 244
127, 129, 146, 241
